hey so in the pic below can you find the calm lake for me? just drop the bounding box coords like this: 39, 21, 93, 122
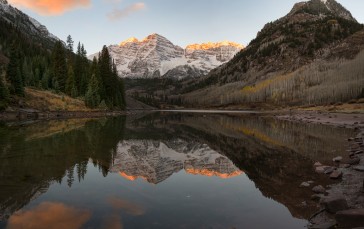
0, 112, 355, 229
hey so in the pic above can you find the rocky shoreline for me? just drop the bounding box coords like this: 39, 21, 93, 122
278, 111, 364, 228
0, 109, 146, 122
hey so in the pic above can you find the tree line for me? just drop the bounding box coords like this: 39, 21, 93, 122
0, 20, 125, 110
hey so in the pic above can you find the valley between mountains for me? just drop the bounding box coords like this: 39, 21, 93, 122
0, 0, 363, 112
0, 0, 364, 228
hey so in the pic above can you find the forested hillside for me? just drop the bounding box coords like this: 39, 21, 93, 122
0, 19, 125, 110
127, 0, 364, 109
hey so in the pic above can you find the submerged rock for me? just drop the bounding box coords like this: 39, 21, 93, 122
333, 156, 343, 162
353, 166, 364, 172
350, 158, 361, 165
324, 167, 335, 174
312, 185, 326, 194
335, 209, 364, 228
322, 197, 348, 214
330, 170, 343, 179
311, 194, 322, 201
342, 157, 360, 165
339, 164, 350, 168
316, 166, 331, 174
300, 182, 311, 187
309, 220, 337, 229
355, 150, 364, 155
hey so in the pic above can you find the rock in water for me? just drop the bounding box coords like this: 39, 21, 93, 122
355, 150, 364, 155
353, 166, 364, 172
324, 167, 335, 174
339, 164, 350, 168
349, 158, 360, 165
333, 156, 343, 162
312, 185, 326, 194
309, 220, 337, 229
322, 197, 348, 214
335, 209, 364, 228
330, 170, 343, 179
300, 182, 311, 187
316, 166, 330, 174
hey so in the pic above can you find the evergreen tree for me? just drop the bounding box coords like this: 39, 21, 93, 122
6, 44, 24, 96
51, 41, 67, 92
66, 35, 74, 52
41, 69, 50, 89
65, 65, 77, 97
85, 74, 100, 108
97, 46, 126, 109
0, 77, 10, 110
98, 46, 113, 108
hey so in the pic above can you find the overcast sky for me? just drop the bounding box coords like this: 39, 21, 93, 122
8, 0, 364, 54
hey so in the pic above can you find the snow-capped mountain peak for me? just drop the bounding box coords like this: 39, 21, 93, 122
89, 34, 244, 79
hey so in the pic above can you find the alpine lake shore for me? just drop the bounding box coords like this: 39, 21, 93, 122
1, 90, 364, 228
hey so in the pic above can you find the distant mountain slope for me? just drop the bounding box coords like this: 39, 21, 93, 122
89, 34, 244, 79
0, 0, 59, 46
171, 0, 364, 107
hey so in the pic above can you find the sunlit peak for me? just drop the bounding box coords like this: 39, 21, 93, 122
186, 41, 244, 50
185, 168, 243, 178
119, 37, 139, 46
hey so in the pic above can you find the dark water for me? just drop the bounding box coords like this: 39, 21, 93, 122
0, 112, 356, 229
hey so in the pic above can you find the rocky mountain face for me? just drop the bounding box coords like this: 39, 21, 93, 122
0, 0, 59, 44
109, 139, 242, 184
89, 34, 243, 79
171, 0, 364, 107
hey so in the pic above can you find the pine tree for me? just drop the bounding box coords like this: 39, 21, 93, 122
97, 46, 125, 109
99, 45, 113, 108
6, 44, 24, 96
51, 41, 67, 92
0, 76, 10, 110
66, 35, 74, 52
65, 65, 77, 97
41, 69, 50, 89
85, 73, 100, 108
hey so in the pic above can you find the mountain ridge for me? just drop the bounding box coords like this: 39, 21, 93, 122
89, 33, 244, 79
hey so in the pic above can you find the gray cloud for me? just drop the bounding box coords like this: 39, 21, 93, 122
107, 2, 145, 21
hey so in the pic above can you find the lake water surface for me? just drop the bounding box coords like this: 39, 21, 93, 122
0, 112, 355, 229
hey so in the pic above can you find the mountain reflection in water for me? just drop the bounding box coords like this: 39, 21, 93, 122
0, 112, 355, 228
111, 140, 243, 184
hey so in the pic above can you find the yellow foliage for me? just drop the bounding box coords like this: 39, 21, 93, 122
25, 88, 91, 111
224, 123, 282, 146
241, 72, 294, 95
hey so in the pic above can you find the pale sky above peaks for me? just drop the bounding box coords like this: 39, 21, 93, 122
8, 0, 364, 54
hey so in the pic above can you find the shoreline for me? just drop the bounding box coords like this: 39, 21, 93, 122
0, 109, 154, 122
275, 111, 364, 228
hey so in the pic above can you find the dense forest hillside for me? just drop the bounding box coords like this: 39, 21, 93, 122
0, 1, 125, 111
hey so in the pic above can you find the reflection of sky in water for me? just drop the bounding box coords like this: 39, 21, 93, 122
4, 163, 306, 229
